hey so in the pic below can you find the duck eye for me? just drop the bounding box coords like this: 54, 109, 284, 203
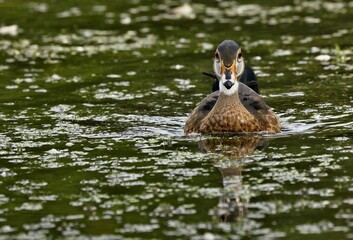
237, 52, 242, 62
215, 52, 220, 61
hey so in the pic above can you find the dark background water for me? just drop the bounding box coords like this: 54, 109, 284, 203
0, 0, 352, 239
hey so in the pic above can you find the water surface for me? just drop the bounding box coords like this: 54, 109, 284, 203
0, 0, 352, 239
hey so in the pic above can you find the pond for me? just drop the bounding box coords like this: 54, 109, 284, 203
0, 0, 352, 239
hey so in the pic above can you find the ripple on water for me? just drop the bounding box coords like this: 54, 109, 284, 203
2, 30, 157, 64
0, 0, 352, 239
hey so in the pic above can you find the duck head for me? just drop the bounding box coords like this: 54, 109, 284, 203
213, 40, 245, 95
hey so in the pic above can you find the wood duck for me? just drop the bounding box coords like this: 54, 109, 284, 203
184, 40, 281, 134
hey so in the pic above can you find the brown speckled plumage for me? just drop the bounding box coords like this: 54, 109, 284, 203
184, 82, 281, 134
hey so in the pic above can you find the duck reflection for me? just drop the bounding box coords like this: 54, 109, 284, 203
199, 135, 268, 222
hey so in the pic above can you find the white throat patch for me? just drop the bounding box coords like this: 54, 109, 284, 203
219, 81, 239, 95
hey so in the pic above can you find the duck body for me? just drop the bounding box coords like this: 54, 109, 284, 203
184, 82, 281, 134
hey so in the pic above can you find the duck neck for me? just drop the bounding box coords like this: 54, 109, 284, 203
218, 91, 242, 108
215, 82, 248, 114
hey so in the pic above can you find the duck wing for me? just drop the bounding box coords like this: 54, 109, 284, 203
238, 82, 270, 116
184, 91, 219, 134
239, 82, 280, 132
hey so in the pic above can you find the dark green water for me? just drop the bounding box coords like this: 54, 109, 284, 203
0, 0, 352, 239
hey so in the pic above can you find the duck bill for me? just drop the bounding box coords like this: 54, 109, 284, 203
221, 61, 237, 89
